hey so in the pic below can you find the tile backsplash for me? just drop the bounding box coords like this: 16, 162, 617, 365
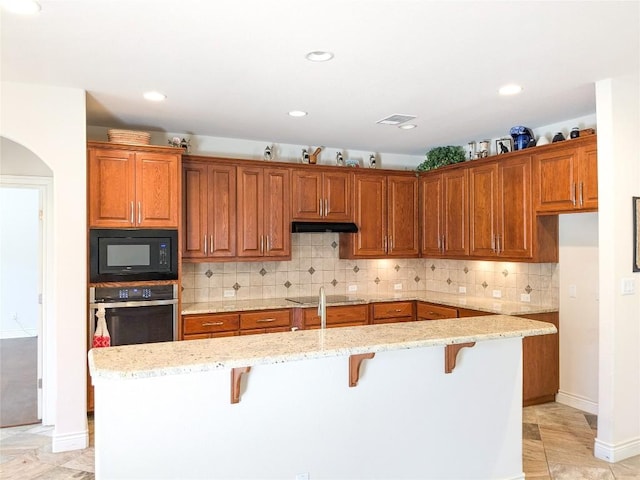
181, 233, 559, 307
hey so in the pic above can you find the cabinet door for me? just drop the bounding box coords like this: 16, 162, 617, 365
498, 156, 532, 259
533, 147, 578, 213
88, 148, 136, 227
207, 165, 236, 257
136, 152, 180, 228
236, 166, 264, 257
420, 174, 444, 257
182, 161, 209, 259
291, 170, 322, 220
351, 174, 387, 256
323, 171, 352, 221
263, 168, 290, 258
387, 176, 419, 257
442, 169, 469, 256
578, 144, 598, 210
468, 164, 498, 257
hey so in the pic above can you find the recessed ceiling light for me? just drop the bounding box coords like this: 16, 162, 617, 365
288, 110, 308, 117
399, 124, 417, 130
143, 91, 167, 102
305, 51, 334, 62
1, 0, 41, 14
498, 84, 523, 96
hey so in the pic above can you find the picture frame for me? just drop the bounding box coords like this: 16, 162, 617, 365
496, 138, 512, 155
634, 197, 640, 272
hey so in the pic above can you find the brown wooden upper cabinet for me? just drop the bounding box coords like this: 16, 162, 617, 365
88, 142, 180, 228
420, 169, 468, 257
291, 169, 352, 221
469, 155, 557, 262
340, 172, 419, 258
533, 135, 598, 214
182, 160, 236, 259
237, 166, 291, 260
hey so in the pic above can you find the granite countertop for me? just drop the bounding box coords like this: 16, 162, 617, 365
88, 315, 557, 381
181, 291, 557, 316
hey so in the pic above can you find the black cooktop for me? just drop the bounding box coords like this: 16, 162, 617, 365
285, 295, 363, 305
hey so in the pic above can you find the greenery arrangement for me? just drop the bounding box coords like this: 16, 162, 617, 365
416, 145, 466, 172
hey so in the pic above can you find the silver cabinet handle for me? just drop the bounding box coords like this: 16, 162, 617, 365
266, 236, 270, 252
324, 198, 328, 217
496, 234, 501, 255
384, 236, 388, 252
572, 183, 576, 206
579, 182, 584, 206
260, 235, 264, 254
138, 201, 142, 224
210, 235, 214, 254
491, 234, 496, 253
256, 318, 276, 323
130, 201, 134, 224
202, 321, 224, 327
204, 235, 207, 255
319, 198, 323, 217
441, 235, 446, 254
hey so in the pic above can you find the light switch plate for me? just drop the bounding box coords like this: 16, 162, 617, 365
621, 278, 636, 295
520, 293, 531, 302
348, 284, 357, 292
568, 285, 577, 298
492, 290, 502, 298
394, 283, 402, 290
458, 286, 466, 294
223, 289, 235, 298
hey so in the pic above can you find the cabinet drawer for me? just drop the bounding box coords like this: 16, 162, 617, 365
304, 304, 368, 328
372, 301, 414, 320
372, 316, 413, 325
240, 326, 292, 336
416, 302, 458, 320
456, 308, 492, 318
239, 309, 291, 330
183, 313, 240, 335
183, 331, 240, 340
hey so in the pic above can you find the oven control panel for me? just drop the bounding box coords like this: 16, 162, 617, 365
92, 285, 176, 303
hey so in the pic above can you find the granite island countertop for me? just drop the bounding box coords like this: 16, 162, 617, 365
89, 315, 557, 381
181, 291, 557, 316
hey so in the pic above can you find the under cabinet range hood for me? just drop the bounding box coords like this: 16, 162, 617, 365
291, 221, 358, 233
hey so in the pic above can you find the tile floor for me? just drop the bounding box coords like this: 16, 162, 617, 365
0, 403, 638, 479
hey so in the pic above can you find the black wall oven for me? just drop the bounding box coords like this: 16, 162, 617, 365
89, 284, 178, 346
89, 229, 178, 283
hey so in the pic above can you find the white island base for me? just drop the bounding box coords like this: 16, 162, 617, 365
90, 317, 556, 479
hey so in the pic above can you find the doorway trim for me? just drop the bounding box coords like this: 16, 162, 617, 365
1, 174, 54, 425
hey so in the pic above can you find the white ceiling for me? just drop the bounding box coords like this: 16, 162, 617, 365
2, 0, 638, 156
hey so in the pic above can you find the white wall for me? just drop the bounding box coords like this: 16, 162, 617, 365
595, 72, 640, 462
0, 187, 39, 338
557, 213, 599, 414
0, 82, 88, 452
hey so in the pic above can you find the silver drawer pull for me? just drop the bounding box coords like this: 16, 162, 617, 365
202, 321, 224, 326
394, 309, 402, 312
256, 318, 276, 323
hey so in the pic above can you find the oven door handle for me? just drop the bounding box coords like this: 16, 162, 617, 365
89, 299, 178, 309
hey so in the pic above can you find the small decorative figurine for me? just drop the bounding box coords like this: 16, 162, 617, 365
368, 154, 377, 168
336, 152, 344, 166
309, 146, 323, 164
264, 145, 272, 161
301, 149, 309, 163
467, 142, 476, 160
552, 132, 565, 143
570, 127, 580, 139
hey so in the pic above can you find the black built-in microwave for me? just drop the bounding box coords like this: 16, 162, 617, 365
89, 229, 178, 283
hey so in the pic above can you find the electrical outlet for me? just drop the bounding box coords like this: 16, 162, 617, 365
520, 293, 531, 302
621, 278, 636, 295
348, 284, 357, 292
568, 285, 577, 298
394, 283, 402, 290
458, 286, 466, 294
223, 289, 235, 298
492, 289, 502, 299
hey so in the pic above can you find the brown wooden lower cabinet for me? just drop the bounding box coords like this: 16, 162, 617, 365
371, 301, 414, 324
517, 312, 559, 407
417, 302, 458, 320
303, 304, 368, 329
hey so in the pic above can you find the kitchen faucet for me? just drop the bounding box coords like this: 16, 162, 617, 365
318, 286, 327, 330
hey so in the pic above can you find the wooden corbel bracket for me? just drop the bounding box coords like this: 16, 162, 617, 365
444, 342, 476, 374
349, 352, 375, 387
231, 366, 251, 404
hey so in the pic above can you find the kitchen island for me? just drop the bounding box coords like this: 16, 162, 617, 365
89, 315, 556, 480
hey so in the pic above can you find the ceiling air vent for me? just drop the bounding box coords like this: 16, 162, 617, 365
376, 114, 417, 126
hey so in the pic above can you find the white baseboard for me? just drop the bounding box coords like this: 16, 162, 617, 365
594, 436, 640, 463
555, 390, 598, 414
52, 429, 89, 453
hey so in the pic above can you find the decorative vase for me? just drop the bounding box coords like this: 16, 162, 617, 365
552, 132, 565, 143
